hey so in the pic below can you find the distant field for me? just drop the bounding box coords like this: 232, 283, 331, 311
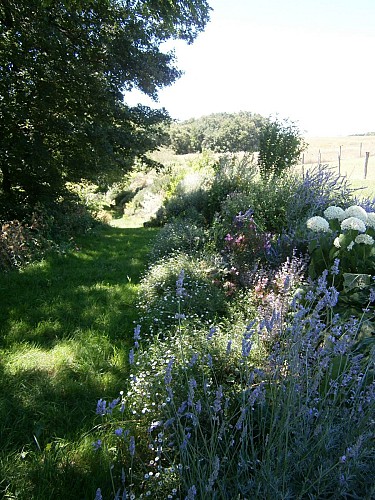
303, 135, 375, 179
301, 135, 375, 199
152, 136, 375, 199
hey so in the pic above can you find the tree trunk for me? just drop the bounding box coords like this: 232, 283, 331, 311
1, 164, 12, 194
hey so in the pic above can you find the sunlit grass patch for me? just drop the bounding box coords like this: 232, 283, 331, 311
0, 224, 158, 499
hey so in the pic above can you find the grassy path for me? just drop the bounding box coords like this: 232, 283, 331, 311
0, 222, 158, 499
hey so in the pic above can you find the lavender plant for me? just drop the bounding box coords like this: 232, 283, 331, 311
92, 246, 374, 499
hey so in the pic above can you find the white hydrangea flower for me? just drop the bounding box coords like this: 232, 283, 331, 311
366, 212, 375, 229
355, 233, 374, 245
324, 206, 345, 220
333, 236, 341, 248
340, 217, 366, 233
343, 205, 368, 223
347, 241, 355, 251
306, 216, 330, 233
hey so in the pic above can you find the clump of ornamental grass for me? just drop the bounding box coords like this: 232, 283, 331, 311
92, 262, 374, 499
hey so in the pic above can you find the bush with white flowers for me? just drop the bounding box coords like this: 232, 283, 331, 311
306, 204, 375, 280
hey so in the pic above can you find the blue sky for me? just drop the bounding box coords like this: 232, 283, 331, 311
126, 0, 375, 137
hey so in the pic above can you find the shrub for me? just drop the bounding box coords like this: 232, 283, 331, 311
151, 220, 208, 260
257, 116, 307, 182
203, 153, 257, 224
156, 188, 211, 226
0, 216, 52, 271
137, 254, 228, 336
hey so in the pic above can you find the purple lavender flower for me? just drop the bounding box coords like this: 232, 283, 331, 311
206, 354, 213, 368
213, 385, 223, 413
178, 401, 188, 414
108, 397, 120, 413
174, 313, 186, 320
93, 439, 102, 451
133, 324, 141, 341
206, 456, 220, 492
115, 428, 123, 437
226, 339, 232, 355
242, 332, 253, 357
176, 270, 186, 297
129, 435, 135, 456
331, 258, 340, 275
207, 326, 217, 340
188, 378, 197, 406
129, 348, 134, 365
186, 485, 197, 499
95, 488, 103, 500
188, 352, 198, 367
235, 407, 247, 430
165, 357, 174, 385
195, 400, 202, 414
96, 399, 107, 416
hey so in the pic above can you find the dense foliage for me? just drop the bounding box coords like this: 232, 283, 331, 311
0, 0, 211, 213
1, 150, 374, 497
257, 116, 307, 181
168, 111, 267, 154
91, 157, 375, 498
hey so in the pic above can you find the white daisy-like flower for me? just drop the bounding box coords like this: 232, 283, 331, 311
340, 217, 366, 233
355, 233, 374, 245
347, 241, 355, 251
306, 216, 330, 233
324, 206, 345, 220
343, 205, 368, 223
366, 212, 375, 229
333, 236, 341, 248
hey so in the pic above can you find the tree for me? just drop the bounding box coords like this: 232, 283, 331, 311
0, 0, 211, 211
168, 112, 267, 154
257, 117, 307, 182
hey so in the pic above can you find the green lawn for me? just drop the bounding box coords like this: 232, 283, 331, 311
0, 223, 158, 499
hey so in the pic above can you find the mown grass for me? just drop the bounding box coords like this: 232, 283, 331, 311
0, 223, 158, 499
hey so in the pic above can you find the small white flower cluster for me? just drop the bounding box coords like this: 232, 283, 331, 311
323, 204, 369, 223
340, 217, 366, 233
323, 206, 345, 220
306, 216, 330, 233
343, 205, 368, 223
355, 233, 374, 245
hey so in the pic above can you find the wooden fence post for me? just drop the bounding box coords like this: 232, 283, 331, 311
301, 153, 305, 178
364, 152, 370, 179
338, 154, 341, 176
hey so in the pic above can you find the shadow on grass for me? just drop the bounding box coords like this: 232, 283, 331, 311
0, 224, 158, 498
0, 225, 158, 347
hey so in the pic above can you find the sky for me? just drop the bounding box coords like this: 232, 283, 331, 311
125, 0, 375, 137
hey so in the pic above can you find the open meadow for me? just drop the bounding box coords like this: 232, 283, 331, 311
303, 135, 375, 197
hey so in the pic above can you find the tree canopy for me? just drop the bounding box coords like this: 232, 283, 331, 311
0, 0, 211, 211
168, 111, 268, 154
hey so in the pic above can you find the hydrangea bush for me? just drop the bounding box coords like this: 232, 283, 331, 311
306, 204, 375, 278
